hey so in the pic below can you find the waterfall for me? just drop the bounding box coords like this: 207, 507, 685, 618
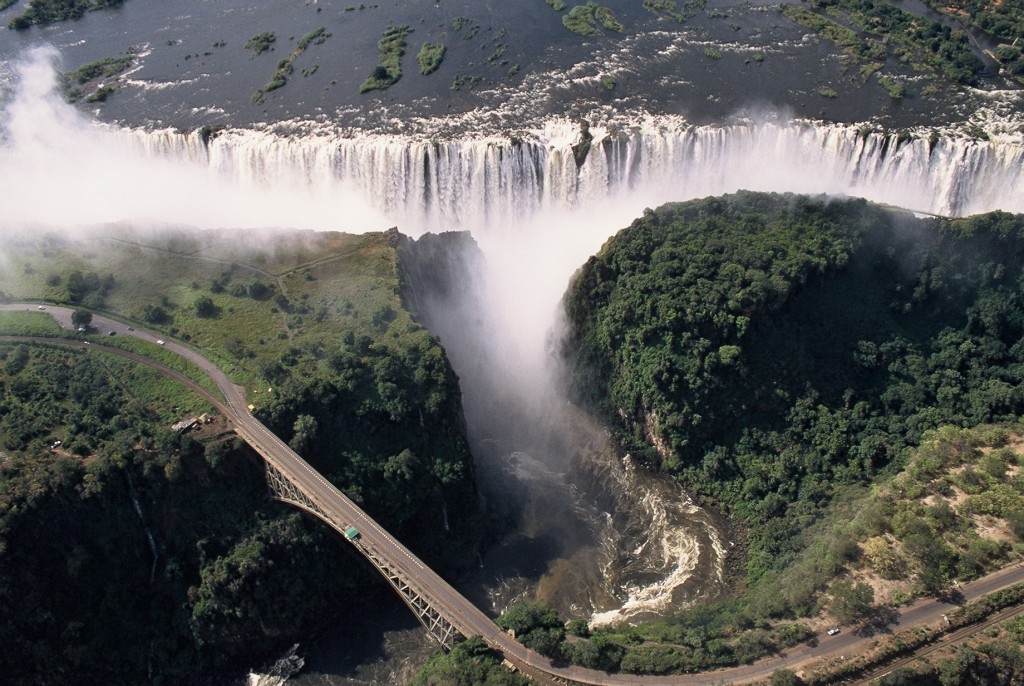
4, 46, 1023, 629
123, 467, 159, 585
122, 117, 1024, 233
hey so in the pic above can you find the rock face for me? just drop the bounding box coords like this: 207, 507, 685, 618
571, 120, 594, 169
398, 231, 486, 322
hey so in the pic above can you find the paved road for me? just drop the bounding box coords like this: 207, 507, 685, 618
852, 603, 1024, 685
4, 303, 1024, 685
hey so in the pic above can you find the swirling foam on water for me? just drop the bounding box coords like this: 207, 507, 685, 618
591, 455, 726, 628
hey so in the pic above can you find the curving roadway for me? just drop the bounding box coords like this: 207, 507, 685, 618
4, 303, 1024, 685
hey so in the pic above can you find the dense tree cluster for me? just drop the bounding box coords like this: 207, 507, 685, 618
877, 641, 1024, 685
495, 601, 566, 657
563, 193, 1024, 583
0, 345, 358, 684
65, 270, 115, 308
252, 325, 481, 566
1, 228, 484, 683
413, 636, 529, 686
422, 599, 816, 678
0, 317, 480, 683
933, 0, 1024, 46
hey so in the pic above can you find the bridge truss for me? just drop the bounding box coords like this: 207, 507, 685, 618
264, 460, 462, 650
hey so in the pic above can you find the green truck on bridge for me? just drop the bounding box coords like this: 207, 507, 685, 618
345, 526, 360, 541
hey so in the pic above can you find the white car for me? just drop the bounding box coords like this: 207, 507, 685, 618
827, 627, 840, 636
157, 339, 165, 345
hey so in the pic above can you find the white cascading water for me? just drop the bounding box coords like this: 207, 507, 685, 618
125, 117, 1024, 232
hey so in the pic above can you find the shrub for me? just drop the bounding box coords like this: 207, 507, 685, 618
416, 42, 446, 75
878, 75, 906, 98
194, 296, 217, 318
245, 32, 276, 55
563, 2, 623, 36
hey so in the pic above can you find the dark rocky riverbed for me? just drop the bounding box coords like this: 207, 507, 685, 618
1, 0, 1019, 133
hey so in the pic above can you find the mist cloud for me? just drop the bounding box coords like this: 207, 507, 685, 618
0, 46, 389, 235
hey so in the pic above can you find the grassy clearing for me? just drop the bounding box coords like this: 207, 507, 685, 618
98, 335, 223, 399
0, 312, 66, 336
0, 226, 426, 402
89, 351, 217, 421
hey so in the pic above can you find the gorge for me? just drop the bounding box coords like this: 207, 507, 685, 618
1, 18, 1024, 681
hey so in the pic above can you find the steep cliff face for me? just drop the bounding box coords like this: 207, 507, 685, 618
397, 231, 487, 333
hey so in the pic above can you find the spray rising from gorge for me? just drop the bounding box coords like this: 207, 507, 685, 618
4, 45, 1024, 626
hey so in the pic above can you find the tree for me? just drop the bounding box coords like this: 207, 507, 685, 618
566, 618, 591, 637
769, 669, 803, 686
247, 281, 272, 300
384, 449, 419, 482
496, 600, 562, 636
878, 667, 922, 685
829, 578, 874, 623
413, 636, 529, 685
863, 536, 907, 580
194, 296, 217, 318
288, 414, 317, 455
143, 304, 170, 325
71, 309, 93, 329
561, 638, 602, 667
496, 600, 566, 657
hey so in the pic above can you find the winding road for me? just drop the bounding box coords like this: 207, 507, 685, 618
3, 303, 1024, 685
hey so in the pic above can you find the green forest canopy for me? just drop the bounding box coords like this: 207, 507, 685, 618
563, 192, 1024, 580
